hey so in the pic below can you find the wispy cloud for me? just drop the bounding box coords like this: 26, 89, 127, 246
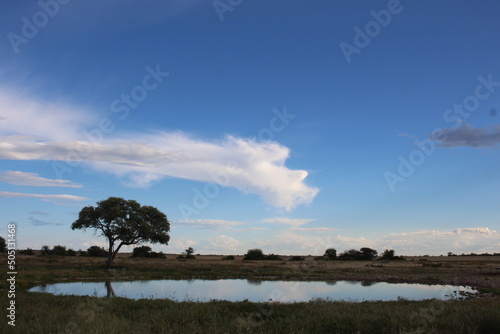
262, 217, 316, 227
27, 216, 63, 226
173, 219, 246, 230
0, 171, 82, 188
0, 191, 88, 202
454, 227, 495, 235
28, 210, 50, 216
261, 217, 335, 232
0, 88, 318, 210
433, 124, 500, 148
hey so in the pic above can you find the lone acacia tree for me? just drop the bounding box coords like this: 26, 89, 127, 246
72, 197, 170, 267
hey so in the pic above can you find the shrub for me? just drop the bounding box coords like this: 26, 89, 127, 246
338, 249, 362, 260
338, 248, 378, 260
222, 255, 235, 260
132, 246, 152, 257
131, 246, 165, 258
66, 248, 77, 256
243, 249, 265, 260
265, 254, 283, 261
360, 247, 378, 260
40, 245, 51, 256
314, 256, 328, 261
18, 248, 35, 255
177, 247, 195, 260
52, 245, 68, 256
381, 249, 405, 261
184, 247, 196, 259
86, 246, 109, 257
243, 249, 282, 261
381, 249, 395, 260
324, 248, 337, 260
289, 256, 305, 261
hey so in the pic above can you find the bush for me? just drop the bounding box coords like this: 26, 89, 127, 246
67, 248, 77, 256
360, 247, 378, 260
338, 249, 362, 260
222, 255, 235, 260
52, 245, 68, 256
289, 256, 305, 261
243, 249, 265, 260
314, 256, 328, 261
381, 249, 395, 260
324, 248, 337, 260
381, 249, 405, 261
132, 246, 152, 257
86, 246, 109, 257
338, 248, 378, 261
40, 245, 51, 256
18, 248, 35, 255
131, 246, 165, 258
243, 249, 282, 261
177, 247, 195, 260
265, 254, 283, 261
184, 247, 196, 259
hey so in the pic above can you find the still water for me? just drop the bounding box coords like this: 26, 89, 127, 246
29, 279, 476, 302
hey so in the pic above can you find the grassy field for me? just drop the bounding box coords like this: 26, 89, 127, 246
2, 254, 500, 333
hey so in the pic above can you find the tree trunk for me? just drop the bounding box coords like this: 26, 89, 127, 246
106, 239, 115, 267
106, 242, 125, 267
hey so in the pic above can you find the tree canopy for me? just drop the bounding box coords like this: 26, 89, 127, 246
324, 248, 337, 260
71, 197, 170, 266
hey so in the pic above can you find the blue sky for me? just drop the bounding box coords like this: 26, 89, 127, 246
1, 0, 499, 255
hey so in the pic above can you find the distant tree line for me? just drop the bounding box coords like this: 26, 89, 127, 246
313, 248, 405, 261
447, 252, 500, 257
240, 248, 405, 261
6, 244, 167, 259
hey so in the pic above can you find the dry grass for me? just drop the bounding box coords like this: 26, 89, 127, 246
2, 254, 500, 333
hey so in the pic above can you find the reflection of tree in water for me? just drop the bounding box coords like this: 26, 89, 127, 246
187, 279, 195, 284
361, 281, 376, 287
325, 280, 338, 286
247, 279, 263, 285
105, 281, 116, 298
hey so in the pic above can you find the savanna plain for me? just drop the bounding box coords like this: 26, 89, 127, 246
2, 253, 500, 334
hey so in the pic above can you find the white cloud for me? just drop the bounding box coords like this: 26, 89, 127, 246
291, 227, 337, 232
173, 219, 246, 230
261, 217, 336, 232
262, 217, 316, 227
207, 235, 241, 252
171, 239, 198, 253
454, 227, 495, 235
0, 171, 82, 188
0, 89, 96, 142
0, 191, 88, 202
0, 89, 319, 210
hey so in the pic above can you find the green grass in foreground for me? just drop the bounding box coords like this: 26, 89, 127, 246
2, 291, 500, 334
